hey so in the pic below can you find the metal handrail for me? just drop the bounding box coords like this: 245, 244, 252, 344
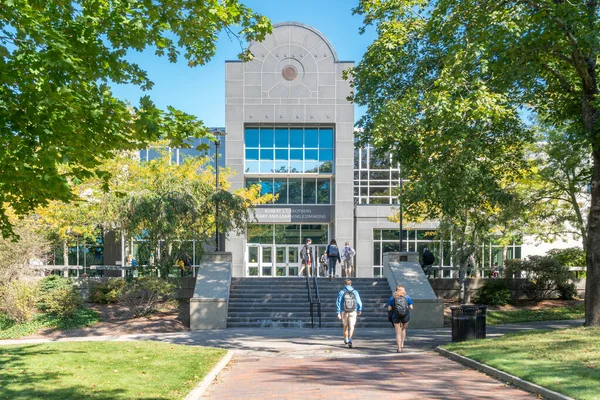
305, 273, 315, 328
312, 273, 322, 328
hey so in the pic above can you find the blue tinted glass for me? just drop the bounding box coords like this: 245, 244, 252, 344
319, 149, 333, 161
275, 149, 288, 160
260, 149, 274, 160
245, 128, 259, 147
319, 160, 333, 173
246, 149, 259, 160
148, 148, 160, 161
260, 161, 274, 173
289, 162, 303, 173
260, 178, 274, 197
319, 128, 333, 148
290, 149, 303, 160
245, 161, 259, 173
274, 161, 288, 173
245, 178, 259, 188
305, 150, 318, 160
275, 128, 289, 148
304, 128, 318, 148
139, 150, 147, 160
317, 179, 330, 204
305, 161, 319, 173
290, 128, 303, 147
260, 128, 274, 148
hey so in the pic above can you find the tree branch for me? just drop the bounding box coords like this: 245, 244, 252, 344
541, 63, 574, 92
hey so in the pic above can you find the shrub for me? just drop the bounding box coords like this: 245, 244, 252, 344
558, 282, 578, 300
0, 280, 38, 323
119, 277, 175, 317
473, 279, 512, 306
506, 256, 573, 301
89, 278, 126, 304
38, 275, 83, 318
546, 247, 586, 267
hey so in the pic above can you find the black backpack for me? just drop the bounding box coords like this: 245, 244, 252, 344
343, 289, 357, 312
328, 245, 339, 257
394, 296, 409, 318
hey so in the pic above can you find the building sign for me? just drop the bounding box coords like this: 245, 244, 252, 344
253, 205, 334, 223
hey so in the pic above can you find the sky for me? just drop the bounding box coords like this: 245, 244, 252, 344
109, 0, 377, 127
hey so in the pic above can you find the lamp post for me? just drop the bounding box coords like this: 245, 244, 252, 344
212, 129, 226, 251
399, 166, 404, 252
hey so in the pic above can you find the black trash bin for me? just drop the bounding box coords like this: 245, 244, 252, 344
451, 305, 479, 342
476, 305, 487, 339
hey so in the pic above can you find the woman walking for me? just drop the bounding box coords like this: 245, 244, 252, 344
387, 285, 413, 352
326, 239, 341, 281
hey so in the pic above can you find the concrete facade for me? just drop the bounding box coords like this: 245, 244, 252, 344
225, 22, 354, 277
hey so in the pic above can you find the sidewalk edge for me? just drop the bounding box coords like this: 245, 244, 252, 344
435, 347, 574, 400
184, 350, 233, 400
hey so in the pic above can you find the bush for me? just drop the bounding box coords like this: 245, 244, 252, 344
506, 256, 573, 301
89, 278, 126, 304
558, 282, 578, 300
38, 275, 83, 318
546, 247, 586, 267
473, 279, 512, 306
119, 277, 175, 317
0, 280, 38, 323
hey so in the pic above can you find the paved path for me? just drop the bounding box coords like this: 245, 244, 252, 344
1, 320, 583, 399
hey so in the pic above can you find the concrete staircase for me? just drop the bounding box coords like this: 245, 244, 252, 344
227, 277, 392, 328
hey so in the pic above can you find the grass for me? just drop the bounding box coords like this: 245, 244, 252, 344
486, 305, 584, 325
0, 341, 227, 399
443, 327, 600, 400
0, 307, 101, 339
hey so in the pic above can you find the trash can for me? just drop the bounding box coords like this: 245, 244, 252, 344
476, 305, 487, 339
451, 305, 479, 342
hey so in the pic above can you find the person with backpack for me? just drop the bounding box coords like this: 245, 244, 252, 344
387, 285, 413, 353
336, 279, 363, 348
298, 238, 312, 277
341, 241, 356, 278
326, 239, 341, 281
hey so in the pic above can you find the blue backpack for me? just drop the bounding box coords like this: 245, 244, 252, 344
328, 245, 339, 257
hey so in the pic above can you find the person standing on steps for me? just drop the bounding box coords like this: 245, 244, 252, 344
326, 239, 341, 281
341, 241, 356, 278
298, 238, 312, 277
336, 279, 362, 348
387, 285, 413, 353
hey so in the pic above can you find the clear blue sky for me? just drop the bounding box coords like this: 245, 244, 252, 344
109, 0, 376, 127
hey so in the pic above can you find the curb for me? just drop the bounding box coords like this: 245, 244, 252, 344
184, 350, 233, 400
435, 347, 574, 400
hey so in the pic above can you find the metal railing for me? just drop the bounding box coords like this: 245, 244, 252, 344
312, 273, 322, 328
305, 273, 315, 328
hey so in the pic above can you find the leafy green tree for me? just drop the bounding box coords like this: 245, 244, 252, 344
351, 0, 600, 324
0, 0, 271, 238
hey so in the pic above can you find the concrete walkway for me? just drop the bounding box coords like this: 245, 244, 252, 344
0, 320, 583, 399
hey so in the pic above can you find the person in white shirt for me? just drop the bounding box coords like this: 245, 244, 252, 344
341, 242, 356, 278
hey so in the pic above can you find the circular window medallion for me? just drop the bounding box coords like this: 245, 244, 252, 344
281, 65, 298, 81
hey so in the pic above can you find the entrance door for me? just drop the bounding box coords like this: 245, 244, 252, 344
261, 246, 273, 277
275, 246, 287, 276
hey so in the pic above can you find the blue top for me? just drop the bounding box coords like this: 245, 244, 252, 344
387, 295, 413, 317
336, 286, 363, 314
326, 244, 341, 262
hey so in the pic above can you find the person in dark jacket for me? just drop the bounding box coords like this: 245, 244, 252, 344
422, 247, 435, 278
326, 239, 341, 281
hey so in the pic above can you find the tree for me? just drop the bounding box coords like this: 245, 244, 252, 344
0, 1, 271, 238
351, 0, 600, 325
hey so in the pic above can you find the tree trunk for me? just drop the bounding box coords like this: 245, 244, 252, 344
586, 149, 600, 326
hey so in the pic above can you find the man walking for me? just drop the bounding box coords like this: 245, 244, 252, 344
341, 241, 356, 278
422, 247, 435, 278
336, 279, 362, 348
298, 238, 312, 277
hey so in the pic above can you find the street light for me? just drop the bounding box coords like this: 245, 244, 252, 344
399, 166, 403, 252
211, 128, 226, 251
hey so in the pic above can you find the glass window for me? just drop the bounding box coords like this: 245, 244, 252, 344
303, 179, 316, 204
319, 128, 333, 148
248, 225, 273, 244
259, 127, 274, 148
305, 161, 319, 173
289, 162, 303, 173
260, 161, 273, 173
275, 128, 289, 148
148, 148, 160, 161
274, 179, 287, 204
304, 128, 319, 148
290, 128, 303, 147
260, 149, 274, 160
417, 230, 438, 240
289, 179, 302, 204
275, 149, 288, 160
319, 161, 333, 173
275, 224, 300, 244
245, 149, 259, 160
317, 179, 330, 204
302, 224, 328, 244
260, 178, 274, 197
373, 229, 382, 240
305, 149, 318, 160
360, 149, 368, 169
245, 128, 259, 147
245, 162, 259, 173
248, 247, 259, 263
319, 149, 333, 162
374, 242, 381, 266
245, 178, 259, 188
382, 229, 399, 240
274, 161, 288, 173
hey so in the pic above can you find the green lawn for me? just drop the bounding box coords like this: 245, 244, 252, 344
0, 341, 227, 399
0, 308, 101, 339
443, 327, 600, 400
486, 305, 584, 325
